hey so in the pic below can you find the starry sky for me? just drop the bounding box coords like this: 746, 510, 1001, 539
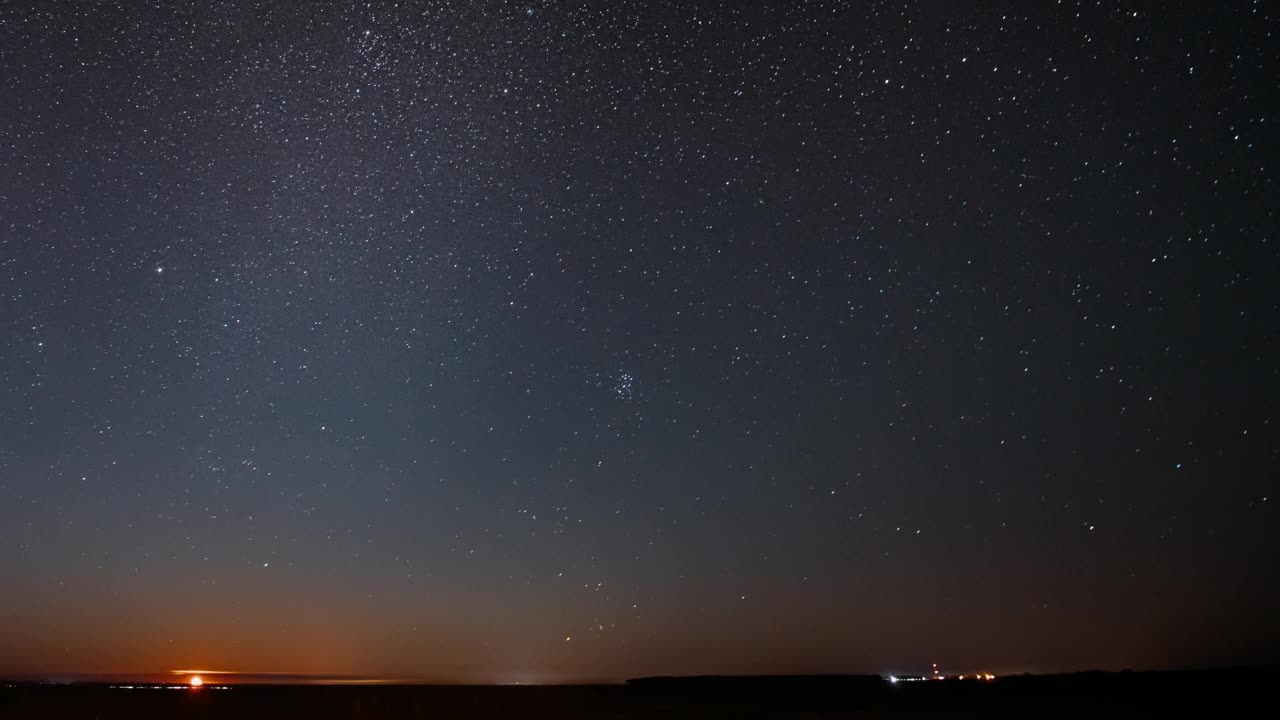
1, 1, 1276, 684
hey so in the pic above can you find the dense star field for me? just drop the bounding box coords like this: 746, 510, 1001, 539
1, 1, 1275, 683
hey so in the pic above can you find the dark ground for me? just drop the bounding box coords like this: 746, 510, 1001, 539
0, 670, 1270, 718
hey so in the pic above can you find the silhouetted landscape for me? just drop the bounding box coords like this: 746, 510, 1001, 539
1, 670, 1269, 718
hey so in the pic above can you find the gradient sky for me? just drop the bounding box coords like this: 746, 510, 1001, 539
1, 1, 1276, 683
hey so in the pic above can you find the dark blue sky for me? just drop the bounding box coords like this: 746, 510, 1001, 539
1, 0, 1275, 682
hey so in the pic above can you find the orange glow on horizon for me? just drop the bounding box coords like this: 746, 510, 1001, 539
163, 669, 411, 685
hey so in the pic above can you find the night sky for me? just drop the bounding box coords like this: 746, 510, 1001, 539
1, 1, 1276, 684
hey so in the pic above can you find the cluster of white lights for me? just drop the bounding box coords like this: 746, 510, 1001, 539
887, 673, 996, 683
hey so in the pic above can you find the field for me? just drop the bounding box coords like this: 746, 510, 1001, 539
0, 670, 1266, 718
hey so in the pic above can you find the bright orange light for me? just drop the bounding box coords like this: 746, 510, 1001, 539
188, 675, 203, 688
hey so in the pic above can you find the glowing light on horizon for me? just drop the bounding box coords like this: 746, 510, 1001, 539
188, 675, 203, 688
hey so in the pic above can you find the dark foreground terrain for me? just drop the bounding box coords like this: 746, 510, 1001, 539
0, 670, 1269, 718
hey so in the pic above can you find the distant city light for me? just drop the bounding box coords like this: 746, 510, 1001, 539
885, 669, 996, 683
